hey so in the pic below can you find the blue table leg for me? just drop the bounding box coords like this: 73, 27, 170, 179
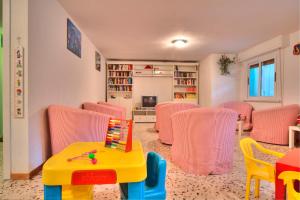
44, 185, 62, 200
128, 181, 145, 200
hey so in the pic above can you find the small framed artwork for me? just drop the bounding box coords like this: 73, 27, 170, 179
293, 43, 300, 55
95, 51, 101, 71
67, 18, 81, 58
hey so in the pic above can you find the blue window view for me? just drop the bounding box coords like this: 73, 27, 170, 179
249, 64, 259, 97
261, 59, 275, 97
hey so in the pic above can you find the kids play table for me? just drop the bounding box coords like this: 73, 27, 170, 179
275, 148, 300, 200
42, 140, 146, 200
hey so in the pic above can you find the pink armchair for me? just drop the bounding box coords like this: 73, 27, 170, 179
171, 108, 238, 175
219, 101, 254, 130
98, 101, 126, 118
158, 103, 199, 144
48, 105, 111, 154
83, 102, 125, 119
155, 101, 174, 132
251, 104, 300, 145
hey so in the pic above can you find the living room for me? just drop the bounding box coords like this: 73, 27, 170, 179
1, 0, 300, 199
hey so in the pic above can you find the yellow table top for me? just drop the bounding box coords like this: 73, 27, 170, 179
42, 140, 146, 185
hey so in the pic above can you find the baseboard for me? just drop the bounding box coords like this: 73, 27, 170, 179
11, 173, 30, 180
11, 162, 44, 180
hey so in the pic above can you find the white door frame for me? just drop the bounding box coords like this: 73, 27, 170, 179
3, 0, 11, 180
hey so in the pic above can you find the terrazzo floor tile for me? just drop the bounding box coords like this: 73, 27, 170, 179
0, 123, 290, 200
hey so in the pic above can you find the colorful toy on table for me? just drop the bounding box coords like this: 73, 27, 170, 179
67, 149, 98, 164
105, 119, 132, 152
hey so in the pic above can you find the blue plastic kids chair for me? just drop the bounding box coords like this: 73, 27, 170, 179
120, 151, 167, 200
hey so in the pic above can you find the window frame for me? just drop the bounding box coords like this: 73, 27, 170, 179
245, 50, 281, 102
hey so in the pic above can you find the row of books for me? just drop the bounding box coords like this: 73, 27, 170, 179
108, 85, 132, 91
174, 92, 197, 99
108, 71, 133, 77
108, 64, 133, 71
175, 79, 196, 85
108, 77, 133, 85
174, 71, 196, 78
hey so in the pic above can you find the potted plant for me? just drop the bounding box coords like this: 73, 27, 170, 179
217, 54, 236, 75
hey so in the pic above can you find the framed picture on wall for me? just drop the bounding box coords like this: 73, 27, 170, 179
95, 51, 101, 71
67, 18, 81, 58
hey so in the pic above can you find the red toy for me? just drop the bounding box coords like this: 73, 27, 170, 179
105, 119, 132, 152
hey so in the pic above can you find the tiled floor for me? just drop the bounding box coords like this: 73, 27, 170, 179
0, 123, 289, 200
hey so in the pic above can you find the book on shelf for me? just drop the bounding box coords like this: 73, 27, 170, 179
174, 71, 196, 78
108, 77, 132, 85
175, 78, 196, 85
107, 64, 133, 71
108, 71, 133, 77
108, 85, 132, 92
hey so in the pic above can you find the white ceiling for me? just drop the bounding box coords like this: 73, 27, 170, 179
58, 0, 299, 61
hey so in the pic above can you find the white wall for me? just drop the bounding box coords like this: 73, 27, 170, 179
239, 30, 300, 110
10, 0, 30, 174
199, 55, 212, 107
133, 77, 173, 107
27, 0, 106, 171
199, 54, 239, 107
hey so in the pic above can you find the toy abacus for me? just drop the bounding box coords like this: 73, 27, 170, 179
105, 119, 132, 152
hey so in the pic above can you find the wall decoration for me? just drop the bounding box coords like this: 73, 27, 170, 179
14, 44, 24, 118
217, 54, 236, 75
67, 18, 81, 58
95, 51, 101, 71
293, 43, 300, 55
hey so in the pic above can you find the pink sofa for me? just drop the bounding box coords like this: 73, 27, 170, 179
155, 101, 174, 132
251, 104, 300, 145
219, 101, 254, 130
171, 108, 238, 175
48, 105, 111, 154
98, 101, 126, 118
83, 102, 125, 119
158, 103, 199, 144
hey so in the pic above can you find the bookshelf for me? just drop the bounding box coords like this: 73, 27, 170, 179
106, 61, 199, 120
107, 64, 133, 119
173, 65, 198, 104
107, 64, 133, 97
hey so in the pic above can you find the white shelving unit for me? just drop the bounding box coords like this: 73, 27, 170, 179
173, 65, 198, 104
107, 63, 133, 119
133, 108, 156, 123
106, 61, 199, 120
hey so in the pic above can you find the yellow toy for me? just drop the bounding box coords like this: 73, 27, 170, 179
278, 171, 300, 200
42, 140, 146, 200
239, 137, 284, 200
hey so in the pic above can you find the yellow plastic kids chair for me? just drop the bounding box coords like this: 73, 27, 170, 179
240, 137, 284, 200
278, 171, 300, 200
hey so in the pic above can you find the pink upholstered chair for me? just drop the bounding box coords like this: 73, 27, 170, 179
48, 105, 112, 154
155, 101, 174, 132
83, 102, 125, 119
171, 108, 238, 175
158, 103, 199, 144
251, 104, 300, 145
220, 101, 254, 130
98, 101, 126, 118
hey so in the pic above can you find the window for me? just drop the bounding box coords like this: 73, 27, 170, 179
246, 51, 281, 102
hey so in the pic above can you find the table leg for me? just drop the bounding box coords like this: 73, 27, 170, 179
127, 181, 145, 200
275, 164, 286, 200
289, 127, 295, 148
44, 185, 62, 200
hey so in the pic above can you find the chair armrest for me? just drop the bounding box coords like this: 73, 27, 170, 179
256, 144, 285, 158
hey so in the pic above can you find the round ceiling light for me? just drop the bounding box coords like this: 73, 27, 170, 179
171, 39, 188, 48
